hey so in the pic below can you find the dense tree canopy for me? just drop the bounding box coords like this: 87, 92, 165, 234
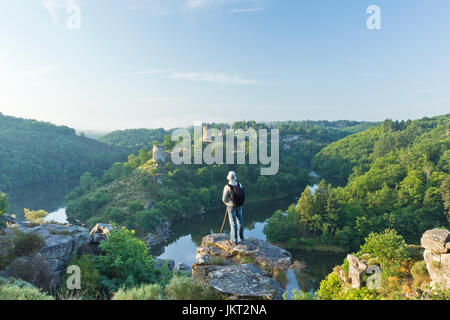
266, 115, 450, 250
0, 113, 128, 190
97, 128, 169, 153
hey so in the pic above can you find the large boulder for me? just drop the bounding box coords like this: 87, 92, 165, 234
421, 228, 450, 290
192, 234, 291, 300
90, 223, 112, 244
421, 229, 450, 254
195, 264, 283, 300
195, 234, 291, 275
4, 223, 91, 289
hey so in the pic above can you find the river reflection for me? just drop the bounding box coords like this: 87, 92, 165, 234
4, 179, 78, 221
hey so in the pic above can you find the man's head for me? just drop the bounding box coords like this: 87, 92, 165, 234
227, 171, 237, 183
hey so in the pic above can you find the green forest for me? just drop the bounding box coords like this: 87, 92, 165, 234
0, 113, 128, 190
98, 128, 170, 153
264, 114, 450, 251
65, 120, 375, 234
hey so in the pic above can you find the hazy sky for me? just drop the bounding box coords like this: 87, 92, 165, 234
0, 0, 449, 131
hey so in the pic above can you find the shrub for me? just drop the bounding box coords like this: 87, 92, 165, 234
7, 257, 54, 290
337, 287, 378, 300
95, 227, 170, 295
318, 273, 343, 300
60, 255, 100, 299
367, 258, 380, 266
113, 284, 164, 300
360, 253, 372, 262
420, 287, 450, 300
0, 236, 13, 269
342, 258, 349, 274
165, 275, 215, 300
358, 229, 408, 272
12, 231, 45, 257
24, 209, 48, 225
284, 289, 317, 300
0, 277, 53, 300
411, 260, 430, 288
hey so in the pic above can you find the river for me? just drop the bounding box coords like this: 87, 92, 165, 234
5, 172, 345, 297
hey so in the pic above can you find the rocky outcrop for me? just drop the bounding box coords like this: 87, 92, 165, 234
90, 223, 112, 244
347, 254, 368, 289
421, 228, 450, 290
421, 229, 450, 254
192, 233, 291, 300
195, 234, 291, 274
174, 262, 192, 276
0, 214, 16, 226
3, 223, 91, 290
155, 258, 175, 271
146, 222, 172, 251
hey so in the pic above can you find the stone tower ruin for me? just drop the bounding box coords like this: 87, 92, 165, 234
152, 145, 166, 163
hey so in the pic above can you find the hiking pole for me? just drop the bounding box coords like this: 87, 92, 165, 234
219, 207, 228, 234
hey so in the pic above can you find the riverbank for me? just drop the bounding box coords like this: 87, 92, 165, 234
273, 239, 348, 254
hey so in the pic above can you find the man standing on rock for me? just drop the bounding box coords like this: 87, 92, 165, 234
222, 171, 245, 245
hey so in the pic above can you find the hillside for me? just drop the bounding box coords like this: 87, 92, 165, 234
0, 113, 128, 190
65, 120, 375, 234
265, 114, 450, 251
97, 128, 169, 153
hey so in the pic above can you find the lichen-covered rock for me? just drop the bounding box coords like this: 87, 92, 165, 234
194, 264, 283, 300
4, 223, 91, 289
196, 234, 291, 275
421, 228, 450, 290
174, 262, 192, 276
347, 254, 368, 289
0, 214, 16, 226
146, 222, 172, 250
192, 234, 291, 300
423, 249, 450, 290
421, 228, 450, 254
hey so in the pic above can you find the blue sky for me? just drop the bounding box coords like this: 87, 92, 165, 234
0, 0, 449, 131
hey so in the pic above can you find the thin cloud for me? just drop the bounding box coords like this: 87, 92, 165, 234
127, 68, 185, 76
169, 72, 257, 85
127, 0, 264, 14
230, 7, 264, 14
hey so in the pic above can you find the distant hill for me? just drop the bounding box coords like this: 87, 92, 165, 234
0, 113, 128, 190
312, 115, 450, 183
97, 128, 169, 153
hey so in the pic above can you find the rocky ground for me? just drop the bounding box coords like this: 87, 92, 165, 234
192, 233, 292, 300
